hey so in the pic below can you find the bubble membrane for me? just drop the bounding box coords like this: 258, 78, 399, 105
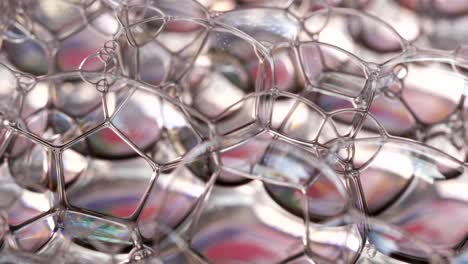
0, 0, 467, 263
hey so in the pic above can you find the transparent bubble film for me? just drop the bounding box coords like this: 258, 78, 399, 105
0, 0, 467, 263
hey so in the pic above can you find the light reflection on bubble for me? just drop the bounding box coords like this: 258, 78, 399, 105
13, 214, 55, 252
62, 211, 132, 249
4, 40, 48, 75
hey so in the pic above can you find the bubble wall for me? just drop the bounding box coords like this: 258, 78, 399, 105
0, 0, 467, 263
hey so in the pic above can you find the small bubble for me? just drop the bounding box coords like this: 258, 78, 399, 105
129, 247, 154, 263
95, 79, 109, 93
346, 169, 359, 178
392, 64, 408, 79
354, 96, 368, 109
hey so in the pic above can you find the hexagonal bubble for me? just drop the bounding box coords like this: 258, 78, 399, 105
7, 133, 86, 192
81, 81, 209, 162
65, 152, 156, 219
175, 27, 269, 117
27, 0, 86, 39
7, 73, 111, 152
190, 181, 305, 263
89, 90, 163, 159
379, 57, 466, 125
10, 73, 150, 157
299, 42, 370, 99
303, 7, 408, 63
114, 15, 269, 121
261, 41, 372, 112
328, 137, 468, 259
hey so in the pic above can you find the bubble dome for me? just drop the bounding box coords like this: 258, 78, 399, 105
0, 0, 467, 263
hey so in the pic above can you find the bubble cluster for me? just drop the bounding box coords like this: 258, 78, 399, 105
0, 0, 467, 263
